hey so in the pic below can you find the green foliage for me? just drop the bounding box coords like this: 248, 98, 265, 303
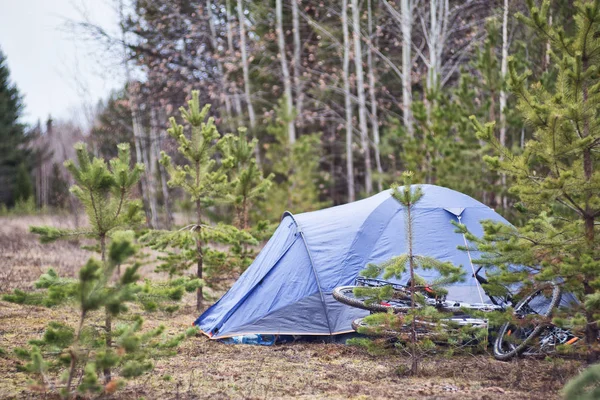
14, 237, 191, 398
14, 162, 33, 202
0, 49, 32, 207
30, 142, 144, 248
562, 364, 600, 400
221, 127, 274, 229
262, 99, 328, 217
48, 163, 70, 209
469, 0, 600, 354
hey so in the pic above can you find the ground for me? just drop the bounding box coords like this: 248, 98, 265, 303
0, 214, 585, 399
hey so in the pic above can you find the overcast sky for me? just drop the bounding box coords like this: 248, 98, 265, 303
0, 0, 123, 127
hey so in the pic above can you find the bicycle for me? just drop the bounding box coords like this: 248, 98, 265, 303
333, 270, 568, 360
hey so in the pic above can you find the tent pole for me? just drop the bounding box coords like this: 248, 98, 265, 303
298, 229, 334, 336
457, 215, 486, 305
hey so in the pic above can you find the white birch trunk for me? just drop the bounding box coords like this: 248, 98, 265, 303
499, 0, 509, 209
401, 0, 414, 138
206, 0, 233, 121
146, 108, 162, 229
150, 108, 173, 229
367, 0, 383, 191
342, 0, 355, 202
426, 0, 446, 119
276, 0, 296, 144
119, 0, 155, 228
237, 0, 262, 166
226, 0, 243, 116
237, 0, 256, 130
352, 0, 373, 194
292, 0, 304, 128
499, 0, 508, 149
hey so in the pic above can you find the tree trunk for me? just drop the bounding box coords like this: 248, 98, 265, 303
407, 200, 418, 375
367, 0, 383, 192
237, 0, 261, 167
150, 108, 173, 229
119, 1, 156, 228
206, 0, 233, 123
196, 197, 204, 311
352, 0, 373, 195
342, 0, 355, 202
292, 0, 304, 128
582, 53, 598, 359
401, 0, 414, 138
99, 234, 112, 383
498, 0, 509, 210
499, 0, 508, 152
226, 0, 243, 116
237, 0, 257, 132
276, 0, 296, 144
426, 0, 446, 121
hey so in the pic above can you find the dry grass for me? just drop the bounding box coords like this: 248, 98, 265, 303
0, 214, 585, 399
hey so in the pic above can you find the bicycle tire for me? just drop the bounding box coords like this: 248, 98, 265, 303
333, 285, 414, 313
493, 282, 562, 361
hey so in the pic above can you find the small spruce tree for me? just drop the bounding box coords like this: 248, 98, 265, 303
29, 142, 144, 382
350, 172, 464, 375
221, 127, 273, 230
142, 91, 256, 310
10, 235, 196, 399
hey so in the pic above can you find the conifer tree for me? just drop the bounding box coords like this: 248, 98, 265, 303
562, 364, 600, 400
30, 142, 145, 382
9, 234, 196, 399
14, 162, 33, 202
221, 127, 273, 230
47, 163, 69, 209
0, 49, 31, 206
350, 172, 464, 375
470, 0, 600, 359
142, 91, 256, 310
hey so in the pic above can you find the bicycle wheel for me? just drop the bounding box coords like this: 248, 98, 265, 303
493, 282, 561, 361
333, 285, 414, 313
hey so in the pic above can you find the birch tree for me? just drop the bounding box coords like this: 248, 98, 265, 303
367, 0, 383, 192
498, 0, 509, 150
119, 1, 157, 228
206, 0, 233, 120
424, 0, 448, 121
292, 0, 304, 128
352, 0, 373, 194
498, 0, 509, 209
276, 0, 296, 144
237, 0, 257, 132
401, 0, 414, 137
342, 0, 355, 202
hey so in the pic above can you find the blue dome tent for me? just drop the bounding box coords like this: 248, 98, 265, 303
195, 185, 510, 339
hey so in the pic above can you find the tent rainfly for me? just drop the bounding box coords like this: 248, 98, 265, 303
195, 185, 510, 339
